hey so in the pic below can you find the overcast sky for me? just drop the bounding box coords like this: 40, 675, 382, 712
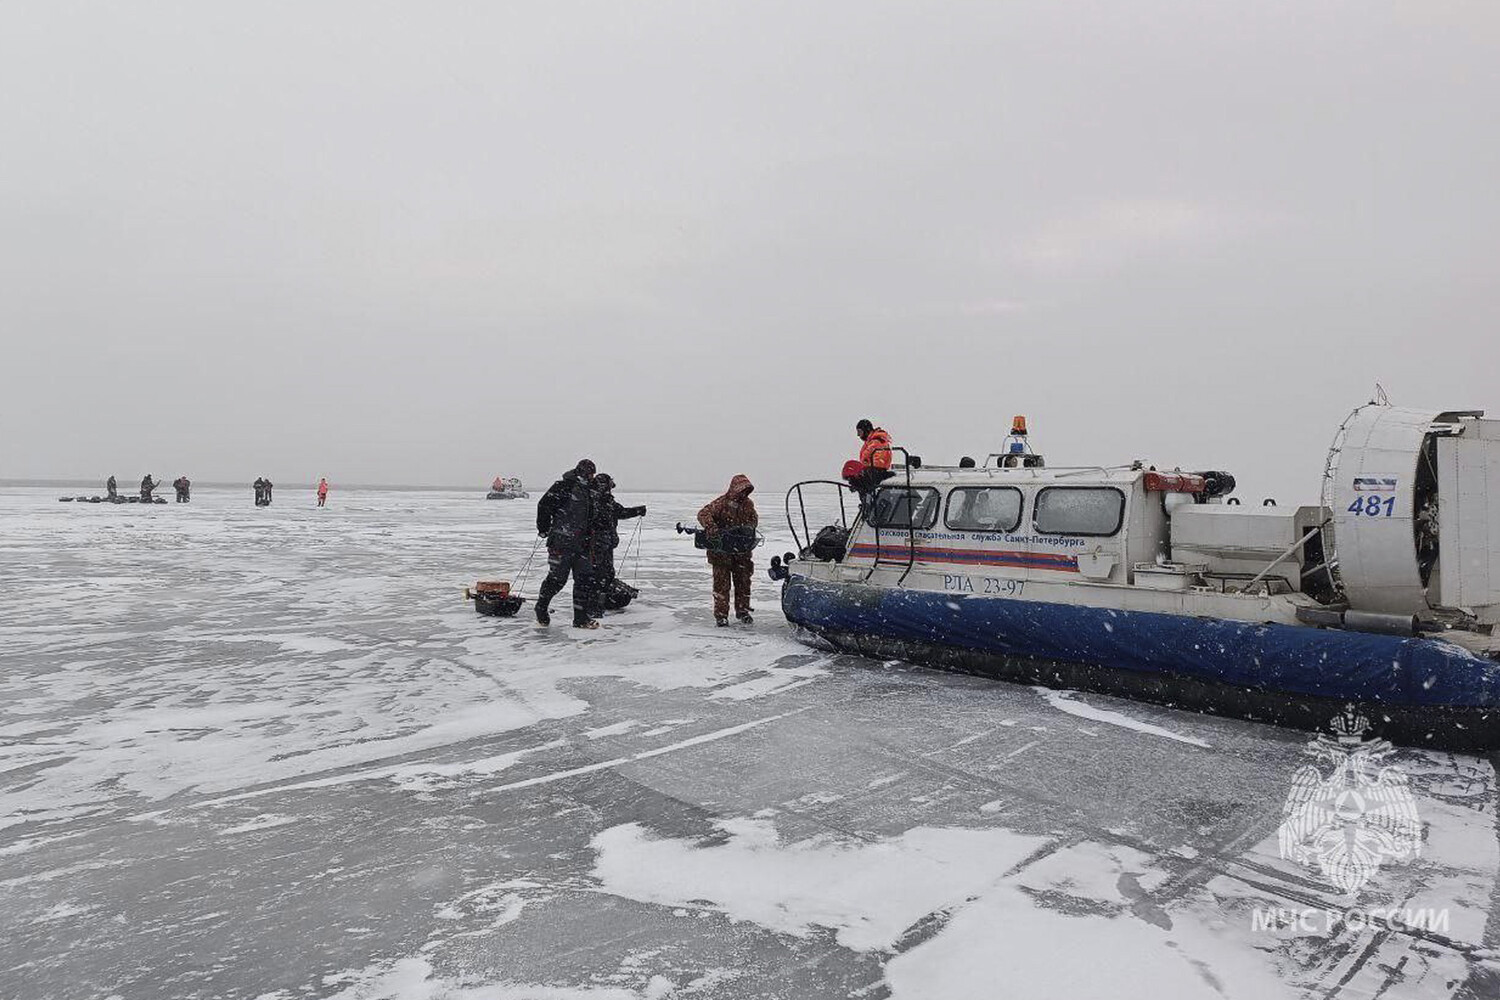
2, 1, 1496, 498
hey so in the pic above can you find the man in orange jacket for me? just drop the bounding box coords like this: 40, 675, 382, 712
847, 419, 897, 500
857, 419, 893, 470
698, 474, 758, 626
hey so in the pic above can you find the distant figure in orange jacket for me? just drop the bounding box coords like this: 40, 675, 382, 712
698, 474, 758, 626
316, 478, 330, 507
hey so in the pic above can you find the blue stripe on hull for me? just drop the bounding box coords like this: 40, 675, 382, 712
781, 575, 1500, 710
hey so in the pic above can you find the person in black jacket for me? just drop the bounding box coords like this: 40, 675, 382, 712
140, 474, 157, 502
588, 473, 646, 614
106, 475, 117, 500
534, 459, 600, 628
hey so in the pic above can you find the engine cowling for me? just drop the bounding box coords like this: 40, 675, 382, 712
1329, 404, 1498, 621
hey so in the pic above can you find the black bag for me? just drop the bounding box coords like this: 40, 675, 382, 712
807, 525, 849, 562
474, 592, 526, 617
601, 578, 639, 611
690, 524, 761, 553
716, 525, 761, 554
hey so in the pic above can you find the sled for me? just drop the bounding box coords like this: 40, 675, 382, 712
465, 580, 526, 617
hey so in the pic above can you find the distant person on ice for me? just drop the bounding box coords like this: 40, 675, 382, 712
140, 474, 157, 502
106, 475, 117, 500
262, 478, 273, 506
534, 459, 601, 629
173, 476, 191, 502
698, 474, 758, 626
317, 478, 329, 507
588, 473, 646, 614
253, 478, 267, 507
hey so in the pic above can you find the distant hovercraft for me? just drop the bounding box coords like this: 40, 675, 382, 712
486, 476, 529, 500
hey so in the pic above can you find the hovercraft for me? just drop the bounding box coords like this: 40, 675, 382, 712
774, 402, 1500, 750
486, 476, 529, 500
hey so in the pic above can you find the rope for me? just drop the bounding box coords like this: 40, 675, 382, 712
623, 516, 646, 587
514, 535, 542, 595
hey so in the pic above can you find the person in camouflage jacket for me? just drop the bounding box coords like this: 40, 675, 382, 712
697, 474, 758, 626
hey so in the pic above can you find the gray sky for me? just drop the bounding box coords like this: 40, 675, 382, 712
3, 1, 1497, 499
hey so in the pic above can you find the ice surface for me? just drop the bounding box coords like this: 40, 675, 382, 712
2, 485, 1498, 999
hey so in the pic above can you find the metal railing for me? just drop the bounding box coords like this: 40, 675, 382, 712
865, 445, 917, 586
783, 479, 853, 555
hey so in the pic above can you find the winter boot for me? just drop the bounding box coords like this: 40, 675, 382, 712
737, 612, 754, 625
534, 577, 563, 626
715, 616, 729, 627
574, 618, 600, 630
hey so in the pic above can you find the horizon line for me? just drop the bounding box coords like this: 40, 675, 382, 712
0, 478, 749, 494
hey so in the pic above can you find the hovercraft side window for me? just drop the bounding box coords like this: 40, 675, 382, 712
869, 487, 940, 529
1033, 486, 1125, 537
945, 487, 1023, 532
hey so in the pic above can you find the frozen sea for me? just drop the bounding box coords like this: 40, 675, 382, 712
2, 484, 1499, 1000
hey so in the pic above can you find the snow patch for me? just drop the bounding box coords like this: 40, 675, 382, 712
36, 900, 95, 922
219, 813, 300, 836
1037, 689, 1210, 748
591, 817, 1050, 952
322, 955, 706, 1000
582, 720, 639, 740
884, 880, 1292, 1000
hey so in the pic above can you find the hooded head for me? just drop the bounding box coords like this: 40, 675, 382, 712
594, 473, 616, 492
574, 459, 597, 481
727, 474, 754, 499
856, 418, 874, 440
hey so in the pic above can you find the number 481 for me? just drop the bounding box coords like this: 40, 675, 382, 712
1348, 495, 1396, 517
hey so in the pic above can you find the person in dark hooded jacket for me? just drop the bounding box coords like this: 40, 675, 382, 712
534, 459, 601, 628
106, 475, 117, 500
697, 474, 758, 625
140, 474, 157, 502
586, 473, 646, 614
